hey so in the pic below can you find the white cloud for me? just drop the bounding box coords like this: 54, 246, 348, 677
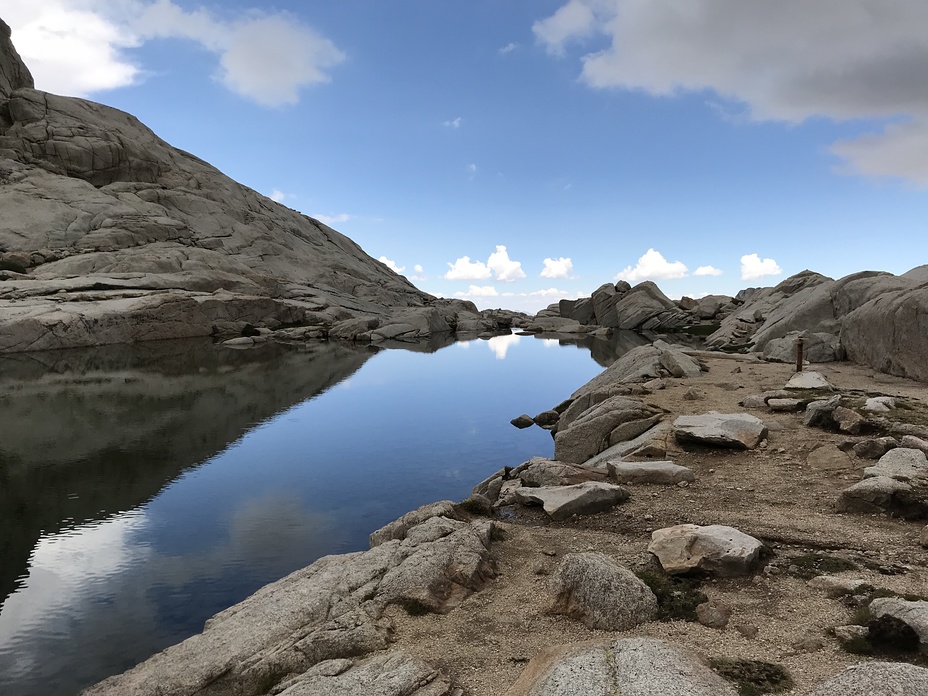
615, 248, 688, 283
443, 117, 462, 128
378, 256, 405, 274
467, 163, 478, 177
5, 1, 344, 106
740, 253, 783, 281
269, 190, 286, 202
535, 0, 928, 184
540, 257, 574, 279
313, 213, 350, 226
486, 334, 520, 360
532, 0, 598, 56
409, 264, 427, 281
693, 265, 723, 277
414, 264, 424, 273
445, 256, 491, 281
487, 245, 526, 282
499, 42, 519, 55
455, 285, 498, 297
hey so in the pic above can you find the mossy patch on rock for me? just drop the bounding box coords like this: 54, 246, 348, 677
709, 658, 794, 695
787, 552, 857, 579
634, 569, 707, 621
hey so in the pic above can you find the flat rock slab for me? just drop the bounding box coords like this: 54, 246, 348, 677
608, 460, 695, 485
513, 482, 630, 521
277, 651, 454, 695
672, 412, 768, 450
806, 445, 854, 472
863, 447, 928, 483
767, 398, 803, 412
809, 662, 928, 696
785, 370, 834, 390
505, 637, 737, 696
547, 552, 657, 630
648, 524, 764, 577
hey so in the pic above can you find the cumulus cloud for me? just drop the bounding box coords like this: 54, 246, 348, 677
487, 245, 526, 282
615, 248, 688, 283
445, 256, 491, 281
5, 0, 344, 105
534, 0, 928, 184
269, 190, 286, 202
409, 264, 427, 281
540, 257, 574, 279
443, 117, 462, 128
455, 285, 498, 297
486, 334, 520, 360
740, 253, 783, 281
378, 256, 405, 274
693, 265, 723, 277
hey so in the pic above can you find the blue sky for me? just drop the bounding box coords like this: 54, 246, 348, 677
6, 1, 928, 312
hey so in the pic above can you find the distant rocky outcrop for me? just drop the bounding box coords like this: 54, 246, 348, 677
0, 19, 508, 352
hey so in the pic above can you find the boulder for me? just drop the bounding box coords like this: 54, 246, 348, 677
554, 395, 663, 464
832, 406, 867, 434
864, 396, 896, 413
863, 448, 928, 483
85, 514, 495, 695
513, 482, 630, 521
868, 598, 928, 650
806, 445, 854, 472
695, 601, 732, 629
608, 460, 695, 485
767, 398, 803, 412
547, 552, 658, 630
785, 370, 834, 390
672, 412, 768, 450
853, 437, 898, 460
612, 282, 691, 331
804, 396, 842, 428
511, 457, 608, 488
505, 637, 737, 696
901, 435, 928, 457
836, 476, 928, 518
763, 331, 841, 363
809, 662, 928, 696
583, 421, 671, 468
369, 500, 459, 546
740, 390, 790, 409
532, 410, 560, 428
648, 524, 764, 577
510, 414, 534, 429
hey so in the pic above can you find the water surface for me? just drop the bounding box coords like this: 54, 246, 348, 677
0, 332, 643, 695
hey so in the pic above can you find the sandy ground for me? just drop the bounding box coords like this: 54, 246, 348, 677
385, 355, 928, 695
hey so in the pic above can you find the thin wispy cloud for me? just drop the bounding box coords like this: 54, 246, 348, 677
693, 265, 723, 277
499, 42, 519, 55
314, 213, 351, 226
6, 0, 344, 106
443, 117, 462, 128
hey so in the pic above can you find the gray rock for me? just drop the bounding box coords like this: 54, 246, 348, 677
806, 445, 854, 472
86, 514, 495, 695
672, 412, 768, 450
767, 398, 803, 412
807, 575, 870, 597
510, 414, 534, 429
695, 601, 732, 629
276, 651, 454, 695
608, 460, 695, 485
764, 331, 841, 363
0, 19, 35, 98
854, 437, 899, 460
863, 448, 928, 483
658, 346, 703, 378
809, 662, 928, 696
554, 395, 663, 464
868, 598, 928, 649
513, 482, 630, 521
921, 525, 928, 548
833, 406, 866, 434
836, 476, 927, 517
547, 552, 657, 630
832, 624, 870, 645
785, 370, 834, 390
901, 435, 928, 457
740, 390, 790, 409
369, 500, 458, 547
864, 396, 896, 412
505, 637, 737, 696
532, 409, 560, 427
583, 421, 671, 469
648, 524, 764, 577
804, 396, 842, 427
512, 457, 608, 487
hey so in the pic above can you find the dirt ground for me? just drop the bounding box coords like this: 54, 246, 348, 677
385, 355, 928, 695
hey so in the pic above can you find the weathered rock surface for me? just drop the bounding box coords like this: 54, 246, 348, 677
804, 396, 842, 428
763, 331, 842, 363
513, 482, 630, 521
854, 437, 899, 460
785, 370, 834, 390
556, 281, 691, 332
809, 662, 928, 696
85, 508, 496, 695
863, 448, 928, 484
672, 412, 768, 450
547, 552, 657, 630
505, 637, 737, 696
554, 395, 663, 464
868, 598, 928, 650
0, 23, 503, 352
648, 524, 764, 577
836, 476, 928, 519
608, 460, 695, 485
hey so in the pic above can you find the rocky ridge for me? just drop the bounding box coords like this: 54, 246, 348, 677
84, 340, 928, 695
0, 19, 518, 353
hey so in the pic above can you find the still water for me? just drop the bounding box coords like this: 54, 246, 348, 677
0, 332, 645, 695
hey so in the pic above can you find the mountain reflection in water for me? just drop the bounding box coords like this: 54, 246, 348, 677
0, 332, 643, 696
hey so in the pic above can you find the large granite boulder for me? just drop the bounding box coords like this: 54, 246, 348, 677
547, 552, 658, 630
554, 395, 663, 464
809, 662, 928, 696
505, 637, 737, 696
862, 448, 928, 484
672, 412, 768, 450
648, 524, 764, 577
868, 598, 928, 651
85, 509, 496, 695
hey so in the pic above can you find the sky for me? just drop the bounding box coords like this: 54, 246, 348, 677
4, 0, 928, 313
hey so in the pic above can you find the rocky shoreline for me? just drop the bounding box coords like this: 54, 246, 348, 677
83, 340, 928, 695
